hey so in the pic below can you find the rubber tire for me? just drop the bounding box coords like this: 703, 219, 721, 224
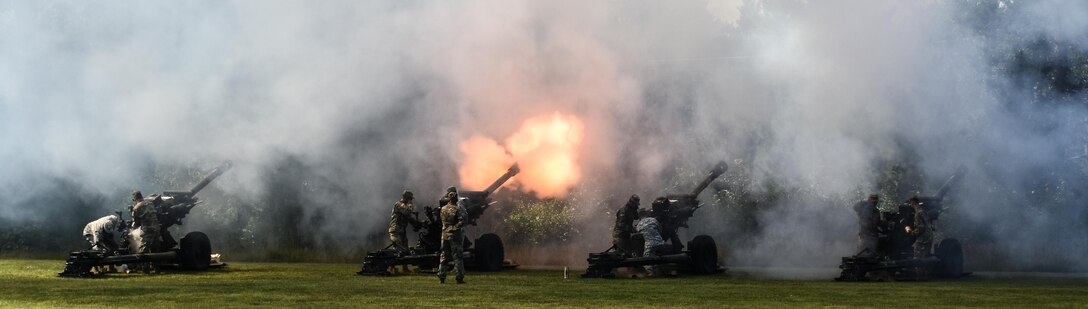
685, 235, 719, 274
473, 233, 505, 271
179, 231, 212, 271
934, 238, 964, 278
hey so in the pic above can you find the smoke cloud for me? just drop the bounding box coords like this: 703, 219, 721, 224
1, 0, 1086, 271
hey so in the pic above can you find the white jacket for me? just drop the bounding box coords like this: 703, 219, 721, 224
82, 215, 120, 241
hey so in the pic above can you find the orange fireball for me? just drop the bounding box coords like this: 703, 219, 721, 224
458, 135, 517, 191
458, 112, 585, 198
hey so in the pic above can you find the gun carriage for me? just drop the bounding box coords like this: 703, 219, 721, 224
357, 164, 520, 275
59, 161, 233, 277
581, 161, 728, 278
836, 167, 969, 281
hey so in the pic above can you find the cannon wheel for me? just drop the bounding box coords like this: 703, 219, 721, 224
934, 238, 964, 278
685, 235, 719, 274
179, 231, 212, 271
473, 233, 505, 271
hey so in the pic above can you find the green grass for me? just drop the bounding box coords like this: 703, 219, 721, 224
1, 259, 1086, 308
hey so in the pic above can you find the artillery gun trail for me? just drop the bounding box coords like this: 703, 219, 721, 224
582, 161, 728, 278
357, 164, 520, 276
59, 161, 233, 277
836, 166, 969, 281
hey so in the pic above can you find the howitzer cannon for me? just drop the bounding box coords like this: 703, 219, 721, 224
582, 161, 728, 278
357, 164, 520, 276
461, 164, 520, 225
836, 166, 969, 281
149, 161, 233, 250
59, 161, 232, 277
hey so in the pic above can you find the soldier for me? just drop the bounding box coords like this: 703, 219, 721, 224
904, 196, 933, 259
853, 194, 881, 257
388, 190, 423, 257
131, 191, 161, 273
437, 187, 466, 284
83, 214, 121, 252
132, 191, 162, 274
83, 214, 121, 274
611, 195, 640, 255
636, 205, 668, 276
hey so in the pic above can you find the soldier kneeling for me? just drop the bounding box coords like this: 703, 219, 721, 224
636, 202, 670, 277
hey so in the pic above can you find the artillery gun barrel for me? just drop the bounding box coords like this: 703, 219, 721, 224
188, 161, 233, 195
688, 161, 729, 196
934, 166, 967, 201
482, 163, 520, 195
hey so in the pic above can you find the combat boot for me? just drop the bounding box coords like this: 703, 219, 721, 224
456, 277, 465, 284
438, 276, 446, 284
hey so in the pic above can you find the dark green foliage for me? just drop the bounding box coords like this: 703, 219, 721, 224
502, 199, 578, 247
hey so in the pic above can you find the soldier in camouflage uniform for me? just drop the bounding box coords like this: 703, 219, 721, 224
388, 190, 422, 257
131, 191, 161, 273
636, 202, 669, 276
905, 196, 932, 260
83, 214, 121, 274
853, 194, 881, 257
83, 214, 121, 252
437, 187, 466, 284
611, 195, 640, 255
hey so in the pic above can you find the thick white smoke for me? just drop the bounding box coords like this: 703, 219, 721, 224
1, 1, 1086, 270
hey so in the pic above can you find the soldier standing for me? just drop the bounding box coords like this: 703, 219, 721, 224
388, 190, 422, 257
853, 194, 881, 257
904, 196, 933, 259
437, 187, 466, 284
611, 195, 640, 255
131, 191, 161, 273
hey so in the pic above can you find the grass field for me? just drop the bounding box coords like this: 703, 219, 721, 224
1, 259, 1087, 308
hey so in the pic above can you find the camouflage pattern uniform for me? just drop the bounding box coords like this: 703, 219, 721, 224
637, 213, 669, 276
83, 215, 120, 252
636, 216, 666, 258
437, 192, 466, 283
388, 191, 422, 255
909, 204, 933, 259
853, 195, 881, 257
131, 195, 160, 254
611, 195, 640, 254
131, 191, 161, 274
